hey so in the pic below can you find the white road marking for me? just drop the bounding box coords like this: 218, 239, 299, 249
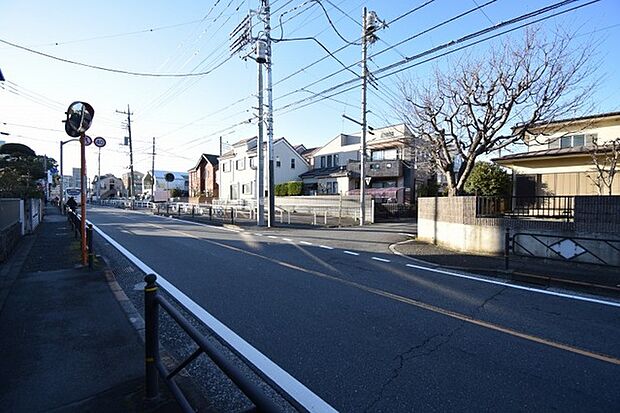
372, 257, 391, 263
282, 238, 293, 242
267, 235, 278, 239
89, 221, 338, 413
319, 245, 334, 250
404, 263, 620, 308
300, 241, 313, 246
254, 233, 263, 236
343, 251, 359, 256
398, 232, 416, 237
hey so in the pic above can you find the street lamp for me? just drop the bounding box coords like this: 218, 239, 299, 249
59, 138, 80, 213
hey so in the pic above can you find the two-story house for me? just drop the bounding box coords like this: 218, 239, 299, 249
495, 111, 620, 196
121, 171, 144, 197
300, 123, 431, 202
92, 173, 125, 199
217, 136, 310, 201
188, 154, 219, 203
142, 170, 189, 199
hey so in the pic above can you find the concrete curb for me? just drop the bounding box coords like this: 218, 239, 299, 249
389, 239, 620, 298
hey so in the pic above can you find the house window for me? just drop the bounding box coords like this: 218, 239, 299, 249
557, 134, 587, 148
327, 155, 333, 168
291, 158, 295, 169
236, 158, 246, 170
242, 183, 252, 194
222, 161, 230, 172
276, 159, 281, 167
334, 154, 339, 166
320, 156, 326, 168
250, 157, 256, 168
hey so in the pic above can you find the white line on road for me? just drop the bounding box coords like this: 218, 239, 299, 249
254, 233, 263, 236
343, 251, 360, 256
282, 238, 293, 242
372, 257, 391, 263
404, 263, 620, 308
300, 241, 313, 246
89, 221, 338, 413
319, 245, 334, 250
267, 235, 278, 239
398, 232, 416, 237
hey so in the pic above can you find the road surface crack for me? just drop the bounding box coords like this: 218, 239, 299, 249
364, 326, 463, 412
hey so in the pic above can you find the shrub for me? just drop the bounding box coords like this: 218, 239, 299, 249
464, 161, 512, 197
275, 183, 287, 196
287, 181, 303, 196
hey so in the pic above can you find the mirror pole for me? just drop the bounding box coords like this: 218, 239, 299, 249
80, 133, 88, 265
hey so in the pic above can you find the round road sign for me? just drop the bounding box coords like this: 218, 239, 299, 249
83, 135, 93, 146
94, 136, 107, 148
165, 173, 175, 182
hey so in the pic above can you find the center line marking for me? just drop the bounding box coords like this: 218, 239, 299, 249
343, 251, 359, 256
319, 245, 334, 250
372, 257, 390, 262
267, 236, 278, 239
300, 241, 313, 245
282, 238, 293, 242
254, 233, 263, 236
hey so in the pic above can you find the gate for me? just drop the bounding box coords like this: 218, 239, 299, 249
374, 203, 416, 222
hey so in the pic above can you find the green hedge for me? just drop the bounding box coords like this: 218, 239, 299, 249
275, 181, 303, 196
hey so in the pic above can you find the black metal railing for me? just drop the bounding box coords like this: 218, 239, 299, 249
144, 274, 283, 412
476, 196, 574, 221
67, 210, 95, 269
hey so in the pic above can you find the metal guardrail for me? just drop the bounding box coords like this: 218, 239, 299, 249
67, 209, 95, 269
144, 274, 282, 412
477, 196, 574, 221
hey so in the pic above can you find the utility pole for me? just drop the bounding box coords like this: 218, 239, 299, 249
256, 61, 265, 226
151, 137, 156, 199
359, 7, 369, 226
219, 136, 223, 156
263, 0, 275, 227
359, 9, 381, 226
116, 105, 135, 204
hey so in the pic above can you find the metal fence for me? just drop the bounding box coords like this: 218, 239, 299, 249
476, 196, 574, 221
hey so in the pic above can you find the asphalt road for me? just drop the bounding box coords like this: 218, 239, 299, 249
88, 206, 620, 412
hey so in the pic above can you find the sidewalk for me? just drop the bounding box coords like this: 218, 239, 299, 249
393, 238, 620, 298
0, 206, 179, 412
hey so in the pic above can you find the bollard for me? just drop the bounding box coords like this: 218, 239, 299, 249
178, 205, 181, 217
166, 204, 170, 216
87, 224, 94, 270
287, 211, 291, 225
192, 205, 195, 218
313, 211, 317, 226
209, 206, 213, 221
230, 207, 234, 225
324, 210, 327, 225
144, 274, 160, 399
504, 227, 510, 270
280, 210, 283, 224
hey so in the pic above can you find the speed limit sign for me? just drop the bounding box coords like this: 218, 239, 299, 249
94, 136, 107, 148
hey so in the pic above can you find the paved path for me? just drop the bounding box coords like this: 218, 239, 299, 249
0, 206, 179, 412
89, 207, 620, 412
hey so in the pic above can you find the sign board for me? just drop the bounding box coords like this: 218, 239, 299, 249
83, 135, 92, 146
94, 136, 107, 147
165, 173, 175, 182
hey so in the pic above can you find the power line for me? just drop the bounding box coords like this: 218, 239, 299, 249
274, 0, 598, 116
0, 37, 237, 78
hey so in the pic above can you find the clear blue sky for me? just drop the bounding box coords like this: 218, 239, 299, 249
1, 0, 618, 178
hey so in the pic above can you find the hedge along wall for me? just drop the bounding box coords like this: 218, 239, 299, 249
275, 181, 303, 196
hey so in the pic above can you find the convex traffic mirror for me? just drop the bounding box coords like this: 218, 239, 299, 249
64, 101, 95, 137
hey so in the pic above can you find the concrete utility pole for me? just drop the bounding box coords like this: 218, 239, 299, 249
263, 0, 275, 227
256, 61, 265, 226
150, 137, 156, 199
116, 105, 135, 203
359, 7, 369, 226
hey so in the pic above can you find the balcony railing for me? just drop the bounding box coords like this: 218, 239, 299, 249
476, 196, 574, 221
347, 159, 403, 177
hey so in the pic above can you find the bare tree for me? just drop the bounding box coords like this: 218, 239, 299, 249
587, 136, 620, 195
397, 27, 597, 196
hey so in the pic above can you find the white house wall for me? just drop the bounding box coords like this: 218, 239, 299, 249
528, 122, 620, 151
